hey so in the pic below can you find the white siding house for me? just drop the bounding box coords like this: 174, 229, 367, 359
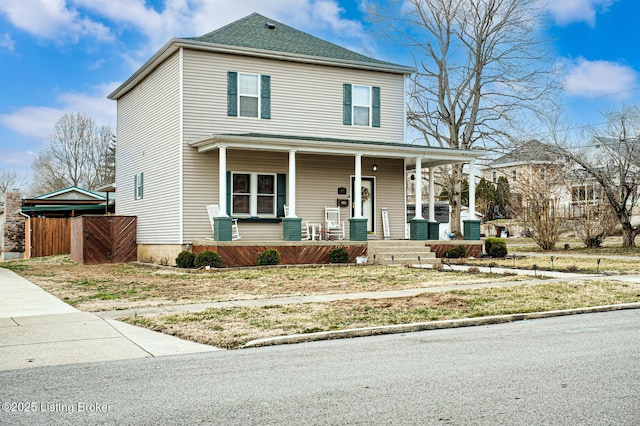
109, 13, 482, 262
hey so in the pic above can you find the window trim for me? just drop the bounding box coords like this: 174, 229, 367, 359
230, 172, 277, 218
352, 84, 371, 127
237, 73, 260, 119
134, 172, 144, 200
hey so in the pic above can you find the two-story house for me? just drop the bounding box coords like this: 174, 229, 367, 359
108, 13, 482, 262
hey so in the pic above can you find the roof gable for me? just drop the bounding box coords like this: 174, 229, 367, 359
188, 13, 399, 68
33, 186, 105, 201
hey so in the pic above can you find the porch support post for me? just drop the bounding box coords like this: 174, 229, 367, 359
410, 157, 428, 240
350, 154, 368, 241
427, 167, 440, 239
283, 149, 302, 241
463, 159, 481, 240
215, 146, 232, 241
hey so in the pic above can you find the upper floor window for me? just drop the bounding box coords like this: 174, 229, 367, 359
227, 72, 271, 119
343, 83, 380, 127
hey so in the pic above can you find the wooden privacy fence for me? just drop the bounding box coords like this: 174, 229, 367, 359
71, 216, 137, 264
28, 217, 71, 258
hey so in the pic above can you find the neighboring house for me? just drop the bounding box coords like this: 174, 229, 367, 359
20, 186, 113, 218
108, 13, 482, 261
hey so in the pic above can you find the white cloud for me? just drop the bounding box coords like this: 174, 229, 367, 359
0, 82, 118, 139
562, 58, 638, 98
546, 0, 616, 27
72, 0, 366, 60
0, 33, 15, 52
0, 0, 112, 43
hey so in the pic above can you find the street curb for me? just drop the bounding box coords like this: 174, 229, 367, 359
242, 302, 640, 348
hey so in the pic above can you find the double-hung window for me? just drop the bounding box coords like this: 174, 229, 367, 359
239, 74, 259, 118
343, 83, 380, 127
352, 85, 371, 126
232, 172, 276, 217
227, 72, 271, 119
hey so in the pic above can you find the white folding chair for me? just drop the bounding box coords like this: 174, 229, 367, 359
206, 205, 240, 240
324, 207, 345, 240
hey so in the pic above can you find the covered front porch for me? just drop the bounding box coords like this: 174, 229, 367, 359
189, 133, 483, 243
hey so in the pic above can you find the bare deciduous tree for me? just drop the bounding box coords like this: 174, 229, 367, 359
513, 165, 565, 251
546, 106, 640, 247
369, 0, 557, 234
31, 112, 115, 193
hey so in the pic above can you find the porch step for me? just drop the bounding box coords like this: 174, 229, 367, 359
367, 241, 440, 266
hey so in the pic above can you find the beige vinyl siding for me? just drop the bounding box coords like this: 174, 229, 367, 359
296, 155, 406, 240
183, 150, 289, 242
115, 52, 182, 244
182, 149, 406, 242
181, 50, 405, 144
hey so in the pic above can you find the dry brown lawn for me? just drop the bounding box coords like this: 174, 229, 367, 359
2, 255, 532, 312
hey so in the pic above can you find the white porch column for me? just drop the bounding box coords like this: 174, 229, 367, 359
218, 146, 228, 217
288, 150, 297, 217
468, 159, 476, 220
428, 167, 435, 222
354, 154, 363, 218
414, 157, 423, 219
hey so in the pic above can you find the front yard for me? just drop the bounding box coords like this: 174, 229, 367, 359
2, 253, 640, 349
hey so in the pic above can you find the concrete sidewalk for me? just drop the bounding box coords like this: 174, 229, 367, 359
0, 268, 220, 371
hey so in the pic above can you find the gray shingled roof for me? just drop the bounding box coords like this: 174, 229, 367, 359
188, 12, 405, 68
489, 140, 556, 166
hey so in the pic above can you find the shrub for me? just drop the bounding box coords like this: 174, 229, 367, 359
432, 262, 444, 271
328, 246, 350, 263
257, 248, 280, 266
194, 250, 222, 268
564, 265, 578, 272
445, 245, 466, 259
468, 267, 480, 273
485, 238, 508, 258
175, 251, 195, 269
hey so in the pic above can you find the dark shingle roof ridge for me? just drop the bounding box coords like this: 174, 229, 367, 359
187, 12, 406, 68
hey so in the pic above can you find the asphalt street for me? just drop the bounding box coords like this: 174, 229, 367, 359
1, 309, 638, 425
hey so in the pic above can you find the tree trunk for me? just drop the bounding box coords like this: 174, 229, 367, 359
621, 222, 636, 247
449, 164, 464, 235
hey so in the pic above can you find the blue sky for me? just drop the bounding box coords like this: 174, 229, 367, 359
0, 0, 639, 186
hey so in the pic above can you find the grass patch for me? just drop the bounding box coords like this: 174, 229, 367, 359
122, 281, 640, 349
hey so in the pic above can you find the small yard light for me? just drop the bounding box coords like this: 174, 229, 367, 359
418, 255, 421, 268
550, 255, 555, 271
373, 254, 376, 264
391, 255, 395, 265
512, 253, 516, 268
597, 258, 601, 273
533, 263, 538, 277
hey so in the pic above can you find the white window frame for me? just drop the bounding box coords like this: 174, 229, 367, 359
231, 172, 277, 217
238, 73, 260, 119
134, 172, 143, 200
352, 85, 371, 127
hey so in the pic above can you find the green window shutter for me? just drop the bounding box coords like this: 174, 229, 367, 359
227, 72, 238, 117
134, 174, 137, 200
277, 174, 287, 217
372, 86, 380, 128
226, 171, 231, 215
343, 83, 352, 125
139, 172, 143, 199
260, 75, 271, 119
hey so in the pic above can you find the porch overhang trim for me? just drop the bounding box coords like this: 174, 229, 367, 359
189, 133, 483, 166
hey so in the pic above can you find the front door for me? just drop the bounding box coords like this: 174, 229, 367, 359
351, 177, 375, 234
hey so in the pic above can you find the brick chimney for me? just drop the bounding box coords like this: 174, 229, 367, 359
2, 191, 25, 260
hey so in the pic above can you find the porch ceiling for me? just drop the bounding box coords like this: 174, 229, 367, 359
189, 133, 484, 167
